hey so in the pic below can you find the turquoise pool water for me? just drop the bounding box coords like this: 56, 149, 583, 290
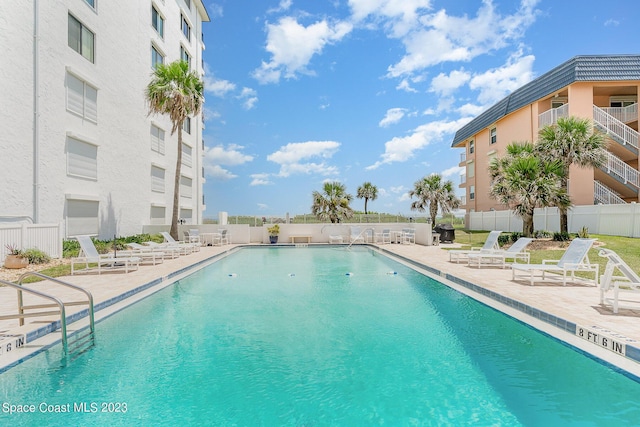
1, 246, 640, 425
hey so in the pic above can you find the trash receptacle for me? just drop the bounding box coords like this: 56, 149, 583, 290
434, 223, 455, 243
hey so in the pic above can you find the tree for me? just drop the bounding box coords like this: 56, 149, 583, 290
146, 61, 204, 239
311, 182, 354, 223
408, 174, 460, 226
489, 142, 570, 237
536, 117, 606, 234
356, 182, 378, 215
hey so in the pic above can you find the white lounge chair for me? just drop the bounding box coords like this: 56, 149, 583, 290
72, 235, 141, 275
375, 229, 391, 245
511, 238, 598, 286
402, 228, 416, 245
329, 235, 344, 244
350, 227, 365, 244
449, 230, 503, 263
184, 229, 201, 245
467, 237, 533, 269
161, 231, 200, 252
598, 249, 640, 314
145, 241, 186, 257
122, 243, 165, 265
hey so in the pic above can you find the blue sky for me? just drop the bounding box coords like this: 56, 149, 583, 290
200, 0, 638, 219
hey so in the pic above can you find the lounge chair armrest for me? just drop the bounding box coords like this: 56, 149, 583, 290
563, 262, 595, 270
541, 259, 560, 265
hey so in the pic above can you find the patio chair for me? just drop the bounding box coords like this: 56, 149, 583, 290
144, 241, 187, 257
160, 231, 200, 252
350, 227, 365, 244
184, 229, 201, 245
598, 249, 640, 314
375, 229, 391, 245
122, 243, 166, 265
467, 237, 533, 269
448, 231, 502, 263
329, 235, 344, 244
402, 228, 416, 245
72, 235, 141, 275
511, 238, 598, 286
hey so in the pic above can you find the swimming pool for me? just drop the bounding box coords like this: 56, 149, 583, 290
1, 246, 640, 425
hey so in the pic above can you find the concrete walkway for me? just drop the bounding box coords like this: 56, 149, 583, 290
1, 243, 639, 377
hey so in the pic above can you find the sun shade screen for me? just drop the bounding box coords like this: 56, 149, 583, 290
67, 138, 97, 179
67, 200, 99, 237
151, 166, 165, 192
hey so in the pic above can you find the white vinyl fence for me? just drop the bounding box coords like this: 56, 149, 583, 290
467, 203, 640, 237
0, 223, 63, 264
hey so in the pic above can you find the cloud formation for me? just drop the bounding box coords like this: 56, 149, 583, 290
379, 108, 408, 127
267, 140, 341, 177
203, 144, 254, 180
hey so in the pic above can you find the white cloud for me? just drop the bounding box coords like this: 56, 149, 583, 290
250, 173, 273, 186
238, 87, 258, 110
268, 0, 292, 13
204, 75, 236, 97
469, 51, 535, 105
396, 78, 417, 93
209, 3, 224, 19
349, 0, 433, 37
604, 19, 619, 27
203, 144, 254, 180
441, 165, 464, 178
429, 69, 471, 96
267, 140, 341, 177
386, 0, 540, 77
379, 108, 408, 127
366, 117, 471, 169
456, 103, 484, 117
253, 17, 353, 84
389, 185, 406, 194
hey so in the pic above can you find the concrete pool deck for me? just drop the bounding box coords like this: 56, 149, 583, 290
1, 243, 640, 377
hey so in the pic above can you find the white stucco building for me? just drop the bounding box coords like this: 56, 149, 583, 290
0, 0, 209, 239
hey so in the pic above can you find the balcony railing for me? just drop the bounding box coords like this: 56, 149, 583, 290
460, 152, 466, 163
593, 105, 639, 150
601, 103, 638, 124
460, 174, 466, 184
594, 180, 626, 204
605, 151, 640, 189
538, 103, 569, 128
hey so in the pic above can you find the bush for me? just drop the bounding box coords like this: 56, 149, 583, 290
553, 231, 571, 242
577, 226, 589, 238
22, 248, 51, 264
497, 234, 510, 247
63, 240, 80, 258
510, 232, 523, 242
534, 230, 551, 238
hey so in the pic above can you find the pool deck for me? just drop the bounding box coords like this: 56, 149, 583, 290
1, 243, 640, 377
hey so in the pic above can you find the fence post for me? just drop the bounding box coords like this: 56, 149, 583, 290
21, 223, 28, 250
58, 221, 64, 259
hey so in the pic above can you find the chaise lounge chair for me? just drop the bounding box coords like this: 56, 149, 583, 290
121, 243, 166, 265
511, 238, 598, 286
467, 237, 533, 269
160, 231, 200, 252
449, 230, 502, 263
598, 249, 640, 314
72, 235, 141, 275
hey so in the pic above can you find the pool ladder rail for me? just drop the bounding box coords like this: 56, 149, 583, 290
0, 272, 95, 357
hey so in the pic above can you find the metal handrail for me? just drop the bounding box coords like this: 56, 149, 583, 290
0, 279, 68, 354
593, 105, 639, 150
17, 272, 95, 335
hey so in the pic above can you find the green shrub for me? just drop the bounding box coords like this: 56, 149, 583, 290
577, 226, 589, 238
553, 231, 571, 242
510, 232, 523, 242
534, 230, 551, 238
63, 240, 80, 258
497, 234, 510, 247
22, 248, 51, 264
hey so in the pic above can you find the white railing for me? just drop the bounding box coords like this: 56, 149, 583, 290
601, 103, 638, 123
460, 152, 466, 163
594, 181, 626, 205
0, 223, 63, 263
605, 151, 640, 189
593, 105, 639, 150
538, 103, 569, 128
460, 174, 466, 184
459, 195, 466, 206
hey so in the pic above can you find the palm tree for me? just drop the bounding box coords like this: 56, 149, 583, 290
311, 182, 354, 223
489, 142, 570, 237
356, 182, 378, 215
536, 117, 606, 234
146, 60, 204, 240
409, 174, 460, 226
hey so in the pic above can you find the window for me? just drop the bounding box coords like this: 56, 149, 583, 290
67, 137, 97, 179
468, 140, 474, 154
67, 72, 98, 122
180, 208, 193, 224
490, 127, 497, 144
152, 45, 164, 69
181, 15, 191, 41
467, 161, 475, 178
180, 176, 192, 198
610, 96, 637, 108
182, 143, 192, 167
150, 206, 165, 225
182, 117, 191, 134
469, 185, 475, 201
66, 199, 99, 237
151, 166, 165, 193
84, 0, 95, 8
180, 46, 191, 68
184, 0, 191, 10
151, 124, 165, 154
152, 6, 164, 37
68, 14, 95, 63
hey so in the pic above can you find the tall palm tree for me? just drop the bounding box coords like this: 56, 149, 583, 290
489, 142, 570, 237
146, 60, 204, 239
536, 116, 606, 234
409, 174, 460, 226
311, 181, 354, 223
356, 182, 378, 215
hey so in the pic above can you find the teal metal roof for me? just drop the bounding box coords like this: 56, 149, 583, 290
451, 55, 640, 147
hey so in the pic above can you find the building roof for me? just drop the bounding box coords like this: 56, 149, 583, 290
451, 55, 640, 147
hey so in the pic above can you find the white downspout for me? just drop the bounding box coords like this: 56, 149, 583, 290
33, 0, 40, 223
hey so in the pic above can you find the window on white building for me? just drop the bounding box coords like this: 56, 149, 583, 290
180, 208, 193, 224
152, 45, 164, 69
469, 140, 474, 154
151, 166, 165, 193
181, 15, 191, 41
152, 6, 164, 38
182, 143, 192, 167
180, 176, 192, 198
67, 137, 97, 180
490, 127, 497, 144
66, 199, 99, 237
151, 124, 165, 154
184, 0, 191, 10
467, 161, 475, 178
150, 206, 166, 225
180, 45, 191, 68
183, 117, 191, 134
68, 14, 95, 63
469, 185, 475, 200
66, 72, 98, 122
